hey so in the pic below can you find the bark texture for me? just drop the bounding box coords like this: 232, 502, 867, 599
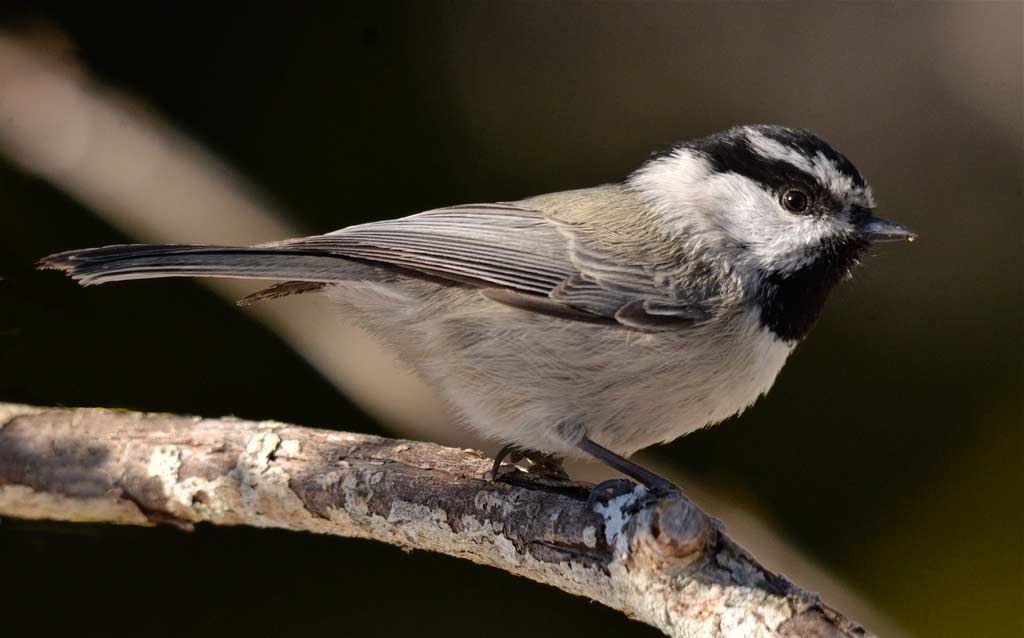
0, 403, 874, 638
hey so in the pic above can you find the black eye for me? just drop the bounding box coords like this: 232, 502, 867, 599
781, 189, 809, 212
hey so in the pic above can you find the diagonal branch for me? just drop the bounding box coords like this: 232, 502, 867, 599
0, 403, 873, 638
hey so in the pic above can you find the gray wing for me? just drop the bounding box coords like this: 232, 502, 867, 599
272, 203, 709, 330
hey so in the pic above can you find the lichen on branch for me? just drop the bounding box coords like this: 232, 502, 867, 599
0, 404, 873, 638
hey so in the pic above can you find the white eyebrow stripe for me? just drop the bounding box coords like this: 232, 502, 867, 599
745, 130, 866, 201
746, 131, 815, 173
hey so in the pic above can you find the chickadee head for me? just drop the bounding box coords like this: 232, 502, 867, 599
629, 124, 916, 340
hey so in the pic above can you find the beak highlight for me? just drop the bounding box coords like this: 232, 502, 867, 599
855, 216, 918, 243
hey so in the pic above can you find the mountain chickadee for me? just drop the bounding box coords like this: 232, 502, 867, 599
40, 124, 916, 500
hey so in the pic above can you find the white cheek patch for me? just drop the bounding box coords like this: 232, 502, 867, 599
630, 151, 851, 274
703, 173, 844, 272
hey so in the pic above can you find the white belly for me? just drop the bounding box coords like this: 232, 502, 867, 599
326, 281, 794, 459
422, 306, 794, 458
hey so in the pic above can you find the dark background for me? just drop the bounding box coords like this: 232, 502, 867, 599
1, 3, 1020, 637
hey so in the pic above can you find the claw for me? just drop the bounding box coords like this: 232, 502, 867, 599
586, 478, 639, 510
490, 444, 569, 482
488, 462, 523, 482
489, 444, 522, 481
587, 477, 685, 514
523, 451, 570, 480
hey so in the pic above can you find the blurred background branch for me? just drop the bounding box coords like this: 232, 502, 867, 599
0, 29, 451, 440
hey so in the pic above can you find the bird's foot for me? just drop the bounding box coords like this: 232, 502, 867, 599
586, 476, 681, 512
489, 445, 569, 482
521, 450, 570, 480
575, 435, 686, 511
586, 478, 639, 510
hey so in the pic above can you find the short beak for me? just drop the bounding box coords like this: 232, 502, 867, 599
854, 216, 918, 243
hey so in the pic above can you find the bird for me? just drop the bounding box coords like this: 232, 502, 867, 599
39, 124, 916, 501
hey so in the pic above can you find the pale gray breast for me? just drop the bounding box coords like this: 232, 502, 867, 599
528, 308, 794, 456
325, 272, 787, 458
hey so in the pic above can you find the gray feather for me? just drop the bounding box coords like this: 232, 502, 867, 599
37, 245, 361, 287
39, 200, 711, 330
271, 202, 711, 330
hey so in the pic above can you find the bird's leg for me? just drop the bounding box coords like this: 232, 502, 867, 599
490, 445, 569, 481
576, 436, 679, 507
577, 436, 677, 492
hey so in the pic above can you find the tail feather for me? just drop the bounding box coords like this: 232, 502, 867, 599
37, 244, 359, 287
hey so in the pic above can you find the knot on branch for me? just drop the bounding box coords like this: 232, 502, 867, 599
0, 404, 877, 638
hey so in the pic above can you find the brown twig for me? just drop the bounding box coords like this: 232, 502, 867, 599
0, 403, 874, 638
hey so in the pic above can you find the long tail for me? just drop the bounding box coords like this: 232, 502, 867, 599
38, 244, 357, 287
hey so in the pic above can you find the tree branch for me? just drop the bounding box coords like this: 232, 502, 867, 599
0, 403, 872, 638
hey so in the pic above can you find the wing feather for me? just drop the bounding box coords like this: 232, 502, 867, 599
273, 203, 708, 331
40, 202, 713, 330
